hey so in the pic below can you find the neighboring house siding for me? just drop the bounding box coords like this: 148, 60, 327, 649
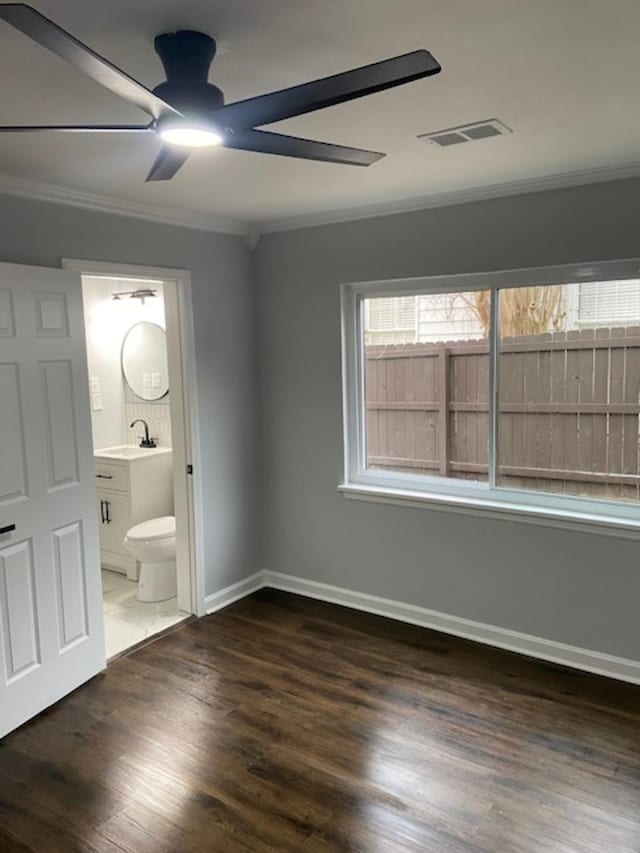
416, 293, 485, 341
365, 293, 485, 344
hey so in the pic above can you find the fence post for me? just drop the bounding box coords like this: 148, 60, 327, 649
438, 345, 450, 476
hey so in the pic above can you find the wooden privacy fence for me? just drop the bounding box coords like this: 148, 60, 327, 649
365, 327, 640, 501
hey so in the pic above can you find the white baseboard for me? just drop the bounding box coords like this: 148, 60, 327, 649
262, 571, 640, 686
205, 570, 266, 615
203, 569, 640, 685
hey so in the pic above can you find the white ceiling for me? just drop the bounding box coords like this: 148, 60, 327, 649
0, 0, 638, 230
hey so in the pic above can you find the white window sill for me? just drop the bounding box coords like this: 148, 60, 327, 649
338, 483, 640, 540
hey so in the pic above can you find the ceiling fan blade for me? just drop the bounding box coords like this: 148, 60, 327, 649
0, 4, 180, 120
214, 50, 441, 131
0, 124, 153, 133
224, 129, 384, 166
145, 146, 190, 182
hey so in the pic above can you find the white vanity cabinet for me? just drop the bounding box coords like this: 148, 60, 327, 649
94, 447, 173, 579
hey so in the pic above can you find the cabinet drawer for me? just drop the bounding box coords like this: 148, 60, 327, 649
94, 461, 128, 492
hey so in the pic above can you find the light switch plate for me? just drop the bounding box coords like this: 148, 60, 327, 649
91, 393, 103, 411
143, 373, 151, 388
151, 372, 161, 388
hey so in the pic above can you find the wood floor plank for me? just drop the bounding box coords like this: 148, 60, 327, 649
0, 588, 638, 852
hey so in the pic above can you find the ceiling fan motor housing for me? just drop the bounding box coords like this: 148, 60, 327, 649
152, 30, 225, 121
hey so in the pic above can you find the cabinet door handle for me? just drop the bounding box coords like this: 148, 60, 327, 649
0, 524, 16, 536
99, 500, 105, 524
96, 474, 113, 480
105, 500, 112, 524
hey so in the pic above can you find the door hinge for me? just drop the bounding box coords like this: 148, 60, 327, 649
186, 464, 193, 475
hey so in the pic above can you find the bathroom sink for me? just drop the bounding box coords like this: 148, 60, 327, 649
94, 445, 172, 460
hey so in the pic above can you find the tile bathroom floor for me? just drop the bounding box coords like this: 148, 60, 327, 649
101, 569, 186, 659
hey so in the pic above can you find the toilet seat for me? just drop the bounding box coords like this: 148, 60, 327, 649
126, 515, 175, 542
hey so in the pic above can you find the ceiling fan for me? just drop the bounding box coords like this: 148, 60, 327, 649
0, 4, 442, 182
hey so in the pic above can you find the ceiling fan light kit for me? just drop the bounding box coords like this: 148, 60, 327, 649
157, 122, 223, 149
0, 3, 442, 181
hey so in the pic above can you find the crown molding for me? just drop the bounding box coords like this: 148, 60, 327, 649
254, 160, 640, 237
245, 224, 261, 250
0, 171, 250, 239
3, 158, 640, 246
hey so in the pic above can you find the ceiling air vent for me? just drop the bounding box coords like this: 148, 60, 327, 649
419, 119, 511, 148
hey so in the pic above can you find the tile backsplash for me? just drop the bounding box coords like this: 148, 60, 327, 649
125, 403, 172, 447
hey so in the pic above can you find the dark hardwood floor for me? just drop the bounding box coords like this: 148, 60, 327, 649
0, 589, 639, 852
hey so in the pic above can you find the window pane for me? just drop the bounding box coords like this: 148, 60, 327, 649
497, 280, 640, 502
363, 292, 489, 481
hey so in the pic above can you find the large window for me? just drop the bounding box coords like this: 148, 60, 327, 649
341, 260, 640, 533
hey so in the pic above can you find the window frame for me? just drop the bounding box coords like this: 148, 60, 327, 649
340, 258, 640, 538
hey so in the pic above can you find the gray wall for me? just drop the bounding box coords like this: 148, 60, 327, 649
254, 177, 640, 661
0, 193, 255, 597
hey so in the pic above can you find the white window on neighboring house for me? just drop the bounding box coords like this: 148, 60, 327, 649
576, 279, 640, 326
364, 295, 417, 345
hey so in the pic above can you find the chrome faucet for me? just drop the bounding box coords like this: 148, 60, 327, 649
130, 419, 157, 448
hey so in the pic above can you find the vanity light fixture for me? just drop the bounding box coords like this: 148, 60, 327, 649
112, 288, 158, 305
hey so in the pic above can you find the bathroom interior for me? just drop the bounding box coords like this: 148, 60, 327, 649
82, 275, 187, 659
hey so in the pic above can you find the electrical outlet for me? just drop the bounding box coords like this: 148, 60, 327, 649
143, 373, 151, 388
90, 377, 100, 394
151, 372, 161, 388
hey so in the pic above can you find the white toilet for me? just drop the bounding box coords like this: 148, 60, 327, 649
123, 516, 177, 603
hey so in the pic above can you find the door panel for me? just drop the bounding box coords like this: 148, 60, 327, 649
98, 491, 129, 554
106, 493, 130, 553
52, 521, 89, 651
0, 262, 105, 738
0, 363, 28, 503
0, 288, 15, 336
0, 538, 40, 682
35, 291, 69, 337
41, 360, 80, 489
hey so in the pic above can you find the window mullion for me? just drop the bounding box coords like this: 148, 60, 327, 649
488, 288, 500, 490
356, 295, 368, 475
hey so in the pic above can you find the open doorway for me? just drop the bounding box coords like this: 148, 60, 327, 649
67, 260, 204, 659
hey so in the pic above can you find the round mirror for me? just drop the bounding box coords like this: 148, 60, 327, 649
121, 322, 169, 401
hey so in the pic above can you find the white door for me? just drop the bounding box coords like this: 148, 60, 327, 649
0, 262, 105, 738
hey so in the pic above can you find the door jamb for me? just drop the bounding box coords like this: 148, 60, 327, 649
61, 258, 206, 617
